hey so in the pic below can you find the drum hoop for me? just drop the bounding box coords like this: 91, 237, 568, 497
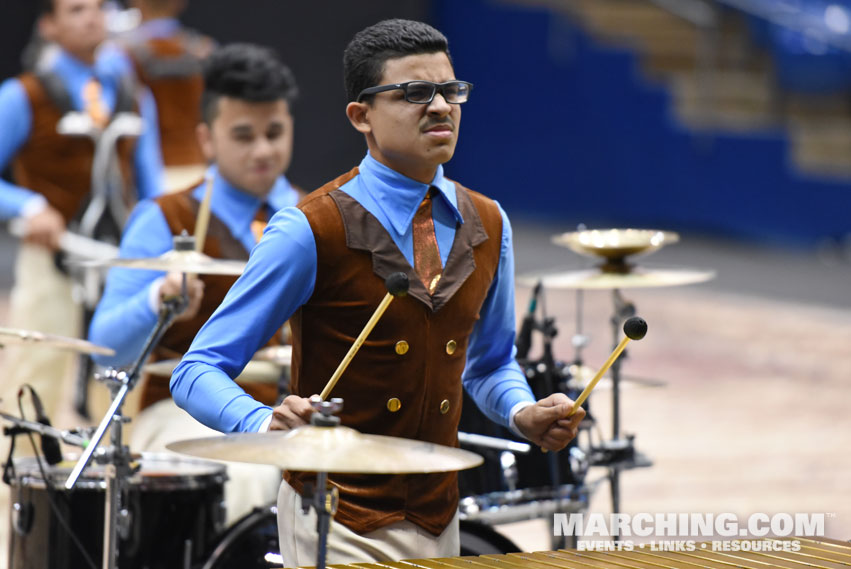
201, 505, 277, 569
10, 453, 228, 491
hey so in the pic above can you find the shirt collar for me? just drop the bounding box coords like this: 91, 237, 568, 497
358, 152, 463, 236
52, 48, 97, 78
193, 165, 299, 224
135, 18, 181, 39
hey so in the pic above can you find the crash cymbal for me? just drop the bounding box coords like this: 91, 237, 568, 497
517, 265, 715, 289
253, 345, 293, 366
144, 346, 291, 381
553, 228, 679, 261
0, 327, 115, 356
566, 364, 666, 391
167, 425, 484, 474
85, 249, 246, 276
144, 358, 286, 383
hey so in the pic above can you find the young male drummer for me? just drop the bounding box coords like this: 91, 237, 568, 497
88, 43, 301, 523
171, 19, 585, 563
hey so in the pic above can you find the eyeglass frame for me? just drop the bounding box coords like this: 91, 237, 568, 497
355, 80, 474, 104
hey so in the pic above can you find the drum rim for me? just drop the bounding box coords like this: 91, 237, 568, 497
10, 452, 228, 491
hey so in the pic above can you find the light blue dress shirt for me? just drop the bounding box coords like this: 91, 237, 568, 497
171, 153, 535, 434
0, 48, 163, 218
89, 166, 300, 367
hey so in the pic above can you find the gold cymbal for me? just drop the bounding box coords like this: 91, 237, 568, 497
0, 327, 115, 356
517, 265, 715, 289
566, 364, 666, 391
85, 249, 246, 276
552, 228, 679, 261
144, 358, 287, 384
253, 345, 293, 366
167, 425, 484, 474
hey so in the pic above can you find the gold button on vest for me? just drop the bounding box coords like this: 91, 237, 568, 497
445, 340, 457, 355
395, 340, 409, 355
387, 398, 402, 412
439, 399, 450, 414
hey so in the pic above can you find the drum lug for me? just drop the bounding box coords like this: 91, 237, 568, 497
12, 501, 34, 536
118, 507, 132, 539
498, 451, 518, 492
215, 498, 227, 533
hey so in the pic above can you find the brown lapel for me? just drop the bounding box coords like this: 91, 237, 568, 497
329, 184, 489, 312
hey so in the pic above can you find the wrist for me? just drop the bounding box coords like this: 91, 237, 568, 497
20, 195, 48, 219
508, 400, 535, 438
148, 276, 166, 314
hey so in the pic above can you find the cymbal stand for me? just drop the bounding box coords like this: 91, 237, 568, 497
606, 288, 637, 516
571, 289, 590, 367
63, 245, 191, 569
300, 397, 343, 569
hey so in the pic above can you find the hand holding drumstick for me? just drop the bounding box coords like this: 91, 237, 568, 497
515, 317, 648, 451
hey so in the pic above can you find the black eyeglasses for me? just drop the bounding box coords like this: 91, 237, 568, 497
356, 80, 473, 104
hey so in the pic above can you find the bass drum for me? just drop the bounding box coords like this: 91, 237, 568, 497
201, 507, 519, 566
8, 453, 226, 569
202, 505, 282, 569
459, 520, 520, 555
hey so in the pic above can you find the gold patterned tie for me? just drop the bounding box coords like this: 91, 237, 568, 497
412, 187, 442, 293
82, 77, 109, 128
251, 203, 270, 243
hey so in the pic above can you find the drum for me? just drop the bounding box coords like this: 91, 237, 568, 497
457, 360, 590, 525
200, 506, 516, 566
202, 505, 281, 569
8, 453, 227, 569
459, 521, 520, 555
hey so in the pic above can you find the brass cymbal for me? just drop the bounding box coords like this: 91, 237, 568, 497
552, 228, 679, 261
167, 425, 484, 474
0, 327, 115, 356
85, 249, 246, 276
566, 364, 666, 391
517, 265, 715, 289
253, 345, 293, 366
144, 346, 291, 381
144, 358, 286, 384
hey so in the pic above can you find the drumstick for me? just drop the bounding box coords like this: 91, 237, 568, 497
319, 273, 409, 400
194, 175, 214, 253
567, 316, 647, 417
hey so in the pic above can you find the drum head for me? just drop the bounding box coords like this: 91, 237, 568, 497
10, 452, 226, 490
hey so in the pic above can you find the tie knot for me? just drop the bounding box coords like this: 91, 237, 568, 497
82, 77, 108, 128
419, 186, 439, 208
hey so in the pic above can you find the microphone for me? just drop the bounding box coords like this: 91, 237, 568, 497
516, 280, 541, 360
24, 386, 63, 466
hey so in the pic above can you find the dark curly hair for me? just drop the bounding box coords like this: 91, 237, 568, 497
201, 43, 298, 124
343, 19, 451, 103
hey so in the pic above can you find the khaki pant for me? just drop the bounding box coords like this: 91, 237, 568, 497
1, 243, 83, 569
277, 480, 460, 566
0, 243, 81, 419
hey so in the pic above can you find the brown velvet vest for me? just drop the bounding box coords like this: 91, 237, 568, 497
286, 168, 503, 536
12, 73, 136, 223
124, 32, 209, 166
140, 186, 279, 410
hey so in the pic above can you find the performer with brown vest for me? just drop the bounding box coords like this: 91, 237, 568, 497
0, 0, 163, 420
171, 19, 586, 564
117, 0, 216, 190
88, 43, 300, 523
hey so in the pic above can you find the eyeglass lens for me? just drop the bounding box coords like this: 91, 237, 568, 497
406, 81, 469, 103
